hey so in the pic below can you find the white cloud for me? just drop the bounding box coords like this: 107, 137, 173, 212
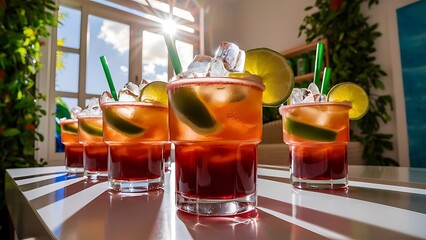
98, 20, 129, 54
120, 66, 128, 73
142, 31, 168, 66
143, 63, 156, 75
155, 72, 168, 82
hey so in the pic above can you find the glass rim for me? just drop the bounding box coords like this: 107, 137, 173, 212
77, 115, 102, 119
100, 101, 167, 108
59, 118, 78, 124
166, 77, 266, 91
279, 101, 352, 110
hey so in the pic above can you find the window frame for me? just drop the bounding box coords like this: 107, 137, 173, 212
36, 0, 202, 164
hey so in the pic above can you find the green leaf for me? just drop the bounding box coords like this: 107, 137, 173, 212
2, 128, 21, 137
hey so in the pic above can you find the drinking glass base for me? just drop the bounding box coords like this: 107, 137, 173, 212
291, 175, 348, 190
66, 166, 84, 173
176, 192, 257, 216
108, 176, 164, 192
84, 171, 108, 180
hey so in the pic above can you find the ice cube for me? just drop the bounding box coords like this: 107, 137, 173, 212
187, 55, 213, 77
302, 94, 315, 103
176, 71, 197, 80
289, 88, 303, 105
233, 50, 246, 73
81, 97, 102, 116
301, 88, 311, 98
70, 106, 82, 119
123, 82, 140, 96
308, 83, 320, 96
208, 58, 229, 77
138, 79, 149, 92
317, 94, 327, 102
100, 91, 114, 104
118, 82, 140, 101
140, 79, 149, 85
118, 88, 138, 101
214, 41, 243, 72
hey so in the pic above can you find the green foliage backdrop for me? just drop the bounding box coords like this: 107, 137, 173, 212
0, 0, 58, 237
299, 0, 397, 166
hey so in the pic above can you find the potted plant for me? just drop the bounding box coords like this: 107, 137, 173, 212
298, 0, 397, 165
0, 0, 58, 237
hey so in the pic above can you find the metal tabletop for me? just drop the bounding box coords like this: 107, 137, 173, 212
6, 164, 426, 239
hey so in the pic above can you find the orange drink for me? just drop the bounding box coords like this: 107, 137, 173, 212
279, 102, 351, 189
167, 77, 265, 216
78, 115, 108, 179
60, 119, 83, 173
101, 101, 168, 192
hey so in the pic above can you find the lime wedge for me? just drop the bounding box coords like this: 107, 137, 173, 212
62, 124, 78, 134
285, 117, 338, 142
80, 121, 103, 137
170, 87, 220, 133
327, 82, 369, 120
139, 81, 168, 105
245, 48, 294, 106
104, 108, 146, 136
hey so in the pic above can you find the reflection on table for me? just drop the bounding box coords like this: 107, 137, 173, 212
5, 165, 426, 239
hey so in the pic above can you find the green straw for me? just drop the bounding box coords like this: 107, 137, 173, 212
321, 67, 331, 96
163, 32, 183, 75
100, 56, 118, 101
313, 42, 325, 88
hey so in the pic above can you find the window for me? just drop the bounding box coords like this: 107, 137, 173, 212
38, 0, 203, 163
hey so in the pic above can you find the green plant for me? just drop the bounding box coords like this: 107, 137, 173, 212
0, 0, 58, 237
299, 0, 397, 165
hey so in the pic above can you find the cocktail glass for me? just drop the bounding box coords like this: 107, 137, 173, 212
167, 77, 265, 216
59, 119, 84, 173
101, 101, 168, 192
279, 102, 351, 189
78, 115, 108, 179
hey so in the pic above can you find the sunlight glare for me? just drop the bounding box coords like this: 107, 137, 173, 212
162, 19, 177, 35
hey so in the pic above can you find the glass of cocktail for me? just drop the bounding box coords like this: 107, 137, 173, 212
279, 82, 368, 190
60, 119, 84, 173
168, 77, 264, 216
78, 115, 108, 179
279, 102, 351, 189
101, 81, 168, 192
167, 42, 294, 216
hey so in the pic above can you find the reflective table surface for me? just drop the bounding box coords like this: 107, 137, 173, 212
6, 164, 426, 239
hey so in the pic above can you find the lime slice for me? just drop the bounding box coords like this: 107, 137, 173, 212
170, 87, 220, 133
62, 124, 78, 134
104, 108, 146, 136
80, 121, 103, 137
245, 48, 294, 106
285, 117, 338, 142
327, 82, 369, 120
139, 81, 168, 105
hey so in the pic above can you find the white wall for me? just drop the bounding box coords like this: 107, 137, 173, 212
206, 0, 314, 54
206, 0, 418, 166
